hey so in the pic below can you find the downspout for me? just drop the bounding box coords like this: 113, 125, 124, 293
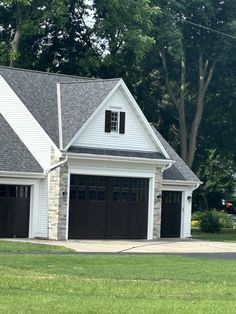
163, 160, 174, 171
45, 155, 68, 175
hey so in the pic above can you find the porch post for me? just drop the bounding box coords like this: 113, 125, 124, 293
48, 149, 68, 240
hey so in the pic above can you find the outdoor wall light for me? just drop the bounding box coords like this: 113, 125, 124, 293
157, 194, 162, 200
187, 195, 192, 201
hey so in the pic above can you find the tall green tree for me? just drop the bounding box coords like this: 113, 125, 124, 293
0, 0, 68, 67
149, 0, 236, 167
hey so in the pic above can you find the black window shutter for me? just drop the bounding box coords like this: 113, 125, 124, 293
105, 110, 111, 132
119, 111, 125, 134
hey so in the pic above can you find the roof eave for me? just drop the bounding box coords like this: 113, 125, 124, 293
67, 152, 173, 165
162, 179, 202, 187
0, 171, 46, 179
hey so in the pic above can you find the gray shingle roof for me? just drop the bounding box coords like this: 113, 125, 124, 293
0, 66, 120, 149
68, 146, 165, 159
0, 114, 43, 173
0, 66, 88, 147
60, 79, 120, 149
151, 124, 200, 183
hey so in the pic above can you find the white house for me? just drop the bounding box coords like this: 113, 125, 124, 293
0, 66, 200, 240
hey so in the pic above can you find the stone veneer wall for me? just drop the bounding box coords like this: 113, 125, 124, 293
48, 149, 69, 240
153, 167, 163, 239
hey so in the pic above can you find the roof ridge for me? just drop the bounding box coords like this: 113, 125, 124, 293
59, 78, 121, 85
0, 65, 90, 80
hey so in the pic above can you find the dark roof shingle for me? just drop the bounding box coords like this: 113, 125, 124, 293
151, 124, 200, 183
68, 146, 165, 159
0, 114, 43, 173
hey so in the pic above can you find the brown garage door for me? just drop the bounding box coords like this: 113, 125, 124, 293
161, 191, 182, 238
0, 185, 30, 238
69, 175, 149, 239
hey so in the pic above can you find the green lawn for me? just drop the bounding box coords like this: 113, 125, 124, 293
192, 228, 236, 242
0, 240, 236, 314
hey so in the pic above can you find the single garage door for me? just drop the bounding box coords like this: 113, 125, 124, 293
161, 191, 182, 238
0, 185, 30, 238
69, 175, 149, 239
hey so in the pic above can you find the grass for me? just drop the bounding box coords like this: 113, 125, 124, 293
192, 228, 236, 242
0, 241, 236, 313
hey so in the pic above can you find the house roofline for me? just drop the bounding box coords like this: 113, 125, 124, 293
162, 179, 202, 187
0, 171, 46, 179
66, 151, 174, 166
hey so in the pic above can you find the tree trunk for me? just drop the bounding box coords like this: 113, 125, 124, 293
201, 193, 209, 211
187, 52, 216, 167
9, 2, 22, 67
178, 53, 187, 162
10, 27, 21, 67
159, 49, 215, 168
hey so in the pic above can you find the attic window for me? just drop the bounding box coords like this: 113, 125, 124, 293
105, 110, 125, 134
111, 111, 118, 131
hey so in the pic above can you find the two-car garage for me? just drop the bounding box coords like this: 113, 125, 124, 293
68, 175, 149, 239
0, 178, 183, 240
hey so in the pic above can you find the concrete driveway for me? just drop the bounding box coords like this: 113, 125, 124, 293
13, 239, 236, 257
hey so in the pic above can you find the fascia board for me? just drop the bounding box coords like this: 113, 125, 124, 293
67, 152, 173, 166
64, 79, 122, 151
0, 171, 46, 179
162, 179, 202, 186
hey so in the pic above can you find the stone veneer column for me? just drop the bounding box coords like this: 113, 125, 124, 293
152, 167, 163, 239
48, 149, 69, 240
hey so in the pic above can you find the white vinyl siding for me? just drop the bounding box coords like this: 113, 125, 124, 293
72, 87, 158, 152
0, 75, 56, 170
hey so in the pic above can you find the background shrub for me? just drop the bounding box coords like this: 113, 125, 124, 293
199, 211, 221, 233
192, 210, 234, 230
217, 211, 234, 228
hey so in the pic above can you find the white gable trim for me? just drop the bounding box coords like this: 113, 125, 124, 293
0, 75, 61, 169
64, 79, 170, 159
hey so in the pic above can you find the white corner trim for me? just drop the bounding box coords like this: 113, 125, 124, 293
64, 79, 122, 150
57, 83, 63, 150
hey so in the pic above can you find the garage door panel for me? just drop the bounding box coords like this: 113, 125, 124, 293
128, 205, 148, 238
69, 200, 88, 238
161, 191, 182, 238
0, 199, 7, 237
87, 202, 107, 239
107, 204, 129, 239
69, 175, 149, 239
0, 185, 30, 238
